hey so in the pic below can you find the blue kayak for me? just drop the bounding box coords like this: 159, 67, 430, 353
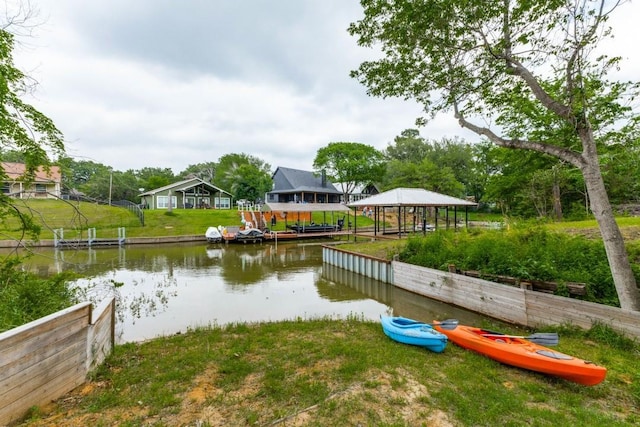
380, 316, 448, 353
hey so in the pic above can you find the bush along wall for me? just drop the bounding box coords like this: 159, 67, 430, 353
399, 227, 627, 307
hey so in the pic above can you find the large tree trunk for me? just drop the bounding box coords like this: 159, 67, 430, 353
582, 154, 640, 311
454, 113, 640, 310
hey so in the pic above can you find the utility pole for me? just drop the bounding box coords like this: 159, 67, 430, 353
108, 169, 113, 206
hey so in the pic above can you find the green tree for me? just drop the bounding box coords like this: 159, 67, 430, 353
468, 141, 498, 207
0, 149, 25, 163
75, 164, 111, 200
384, 130, 474, 198
57, 157, 106, 193
349, 0, 640, 310
233, 163, 272, 202
179, 162, 217, 182
599, 139, 640, 205
214, 153, 271, 202
429, 137, 475, 194
384, 158, 464, 196
384, 129, 432, 162
135, 167, 175, 192
0, 8, 83, 329
0, 28, 65, 241
313, 142, 385, 200
481, 146, 561, 217
111, 170, 140, 202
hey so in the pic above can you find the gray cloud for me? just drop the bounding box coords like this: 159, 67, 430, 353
13, 0, 639, 174
64, 1, 363, 93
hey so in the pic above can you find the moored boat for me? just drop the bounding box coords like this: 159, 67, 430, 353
205, 226, 223, 243
380, 316, 448, 353
286, 223, 340, 233
433, 322, 607, 385
234, 227, 265, 243
285, 217, 345, 233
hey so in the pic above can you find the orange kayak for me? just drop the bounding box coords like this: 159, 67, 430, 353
434, 323, 607, 386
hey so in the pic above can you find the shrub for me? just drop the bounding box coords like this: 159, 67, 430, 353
0, 259, 78, 332
399, 227, 626, 306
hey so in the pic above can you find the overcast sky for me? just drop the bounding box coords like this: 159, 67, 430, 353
11, 0, 640, 175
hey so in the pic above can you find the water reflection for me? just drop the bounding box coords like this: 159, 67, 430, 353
322, 264, 486, 326
9, 242, 486, 343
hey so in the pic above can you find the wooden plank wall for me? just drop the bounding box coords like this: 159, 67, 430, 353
392, 261, 640, 339
87, 298, 116, 371
524, 291, 640, 338
393, 261, 528, 325
0, 298, 115, 425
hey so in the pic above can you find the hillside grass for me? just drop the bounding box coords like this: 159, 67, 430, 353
2, 199, 381, 241
4, 199, 640, 251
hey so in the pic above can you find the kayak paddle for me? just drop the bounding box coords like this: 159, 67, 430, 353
432, 319, 459, 330
481, 332, 559, 346
432, 318, 559, 346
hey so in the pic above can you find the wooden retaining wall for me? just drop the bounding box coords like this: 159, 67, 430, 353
0, 298, 115, 426
393, 261, 640, 339
393, 261, 529, 325
322, 245, 640, 339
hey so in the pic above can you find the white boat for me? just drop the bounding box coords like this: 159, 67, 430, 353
205, 226, 223, 243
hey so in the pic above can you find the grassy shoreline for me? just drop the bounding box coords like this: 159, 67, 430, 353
17, 318, 640, 426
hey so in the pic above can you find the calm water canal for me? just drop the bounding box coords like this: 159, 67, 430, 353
15, 241, 484, 343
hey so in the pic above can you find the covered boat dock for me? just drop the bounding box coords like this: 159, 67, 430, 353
348, 187, 477, 238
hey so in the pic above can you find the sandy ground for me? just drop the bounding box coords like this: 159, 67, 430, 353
20, 366, 458, 426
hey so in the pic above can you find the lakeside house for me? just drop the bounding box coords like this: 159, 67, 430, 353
266, 166, 342, 204
139, 177, 233, 209
334, 182, 380, 204
1, 162, 62, 199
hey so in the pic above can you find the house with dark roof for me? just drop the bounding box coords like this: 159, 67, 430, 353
334, 182, 381, 204
266, 166, 342, 204
1, 162, 62, 199
139, 177, 233, 210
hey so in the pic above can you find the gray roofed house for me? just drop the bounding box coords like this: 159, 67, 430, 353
334, 182, 380, 204
266, 166, 342, 204
139, 177, 233, 210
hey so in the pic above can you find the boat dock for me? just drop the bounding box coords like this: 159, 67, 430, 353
53, 227, 126, 249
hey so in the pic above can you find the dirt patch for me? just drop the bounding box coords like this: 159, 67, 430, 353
20, 367, 457, 427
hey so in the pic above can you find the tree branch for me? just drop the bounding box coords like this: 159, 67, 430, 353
453, 105, 585, 168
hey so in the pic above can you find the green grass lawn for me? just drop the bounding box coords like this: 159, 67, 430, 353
5, 199, 640, 243
1, 199, 377, 240
17, 318, 640, 426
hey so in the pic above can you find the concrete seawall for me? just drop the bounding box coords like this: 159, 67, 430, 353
0, 235, 207, 249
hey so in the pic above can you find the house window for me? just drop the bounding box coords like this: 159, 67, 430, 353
35, 184, 47, 193
186, 188, 210, 196
157, 195, 177, 209
214, 197, 230, 209
1, 182, 10, 194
